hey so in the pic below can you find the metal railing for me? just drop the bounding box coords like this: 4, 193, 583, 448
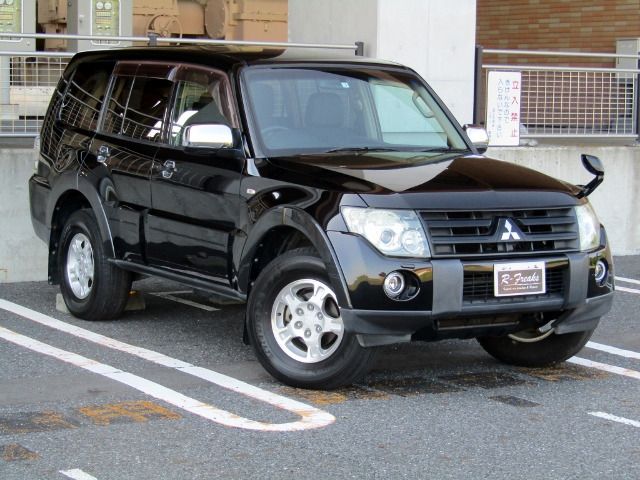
0, 52, 72, 137
4, 36, 637, 141
0, 31, 362, 52
0, 33, 363, 138
479, 48, 640, 139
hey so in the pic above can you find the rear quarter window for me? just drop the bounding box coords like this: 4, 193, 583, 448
40, 75, 68, 161
59, 61, 114, 131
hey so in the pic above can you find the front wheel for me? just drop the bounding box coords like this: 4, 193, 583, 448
246, 248, 377, 389
477, 325, 595, 368
58, 209, 132, 320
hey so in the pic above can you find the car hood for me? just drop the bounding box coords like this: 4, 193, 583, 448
260, 151, 581, 209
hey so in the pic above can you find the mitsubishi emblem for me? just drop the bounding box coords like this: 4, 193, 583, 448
500, 219, 522, 241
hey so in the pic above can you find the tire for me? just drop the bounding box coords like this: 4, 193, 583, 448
58, 209, 132, 320
477, 326, 595, 368
246, 248, 378, 389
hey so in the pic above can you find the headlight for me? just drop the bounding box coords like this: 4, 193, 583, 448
575, 203, 600, 251
341, 207, 430, 258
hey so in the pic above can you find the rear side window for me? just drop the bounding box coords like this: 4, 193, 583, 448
123, 77, 172, 142
102, 70, 173, 143
102, 75, 132, 136
60, 61, 113, 131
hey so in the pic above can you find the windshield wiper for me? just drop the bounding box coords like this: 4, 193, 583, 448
325, 146, 399, 154
412, 147, 470, 153
326, 146, 471, 154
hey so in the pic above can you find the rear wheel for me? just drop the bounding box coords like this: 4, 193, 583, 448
477, 325, 595, 368
58, 209, 132, 320
247, 248, 377, 389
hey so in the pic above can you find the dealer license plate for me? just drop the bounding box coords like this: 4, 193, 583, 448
494, 261, 546, 297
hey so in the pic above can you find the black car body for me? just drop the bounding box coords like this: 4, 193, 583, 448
29, 46, 614, 388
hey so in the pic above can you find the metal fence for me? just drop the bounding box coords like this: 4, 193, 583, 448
0, 52, 71, 137
480, 49, 640, 139
1, 36, 639, 141
0, 32, 361, 138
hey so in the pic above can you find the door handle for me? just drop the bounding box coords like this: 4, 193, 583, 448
162, 160, 178, 179
97, 144, 111, 163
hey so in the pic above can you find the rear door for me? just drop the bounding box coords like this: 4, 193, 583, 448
146, 65, 244, 283
89, 61, 174, 263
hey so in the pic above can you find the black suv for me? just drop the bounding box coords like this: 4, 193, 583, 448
29, 46, 614, 389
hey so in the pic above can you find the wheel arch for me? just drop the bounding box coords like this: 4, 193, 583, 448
237, 206, 352, 309
47, 172, 115, 283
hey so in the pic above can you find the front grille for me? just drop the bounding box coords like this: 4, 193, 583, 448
421, 208, 579, 258
463, 267, 565, 304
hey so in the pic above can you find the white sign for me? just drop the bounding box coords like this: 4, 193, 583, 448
486, 71, 521, 146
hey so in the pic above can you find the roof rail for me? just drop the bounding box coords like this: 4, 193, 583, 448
0, 32, 364, 55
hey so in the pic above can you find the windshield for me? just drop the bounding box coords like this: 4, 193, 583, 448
242, 66, 469, 157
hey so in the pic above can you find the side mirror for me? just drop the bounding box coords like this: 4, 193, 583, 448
463, 124, 489, 154
582, 154, 604, 176
577, 154, 605, 198
182, 124, 234, 149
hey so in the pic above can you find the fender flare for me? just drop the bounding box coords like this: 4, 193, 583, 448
47, 169, 116, 259
236, 206, 352, 309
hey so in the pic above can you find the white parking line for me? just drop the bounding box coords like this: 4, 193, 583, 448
588, 412, 640, 428
615, 276, 640, 286
568, 357, 640, 380
0, 325, 333, 432
586, 341, 640, 360
0, 299, 334, 432
615, 286, 640, 295
60, 469, 99, 480
148, 291, 219, 312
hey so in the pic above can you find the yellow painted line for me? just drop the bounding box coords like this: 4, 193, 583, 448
1, 444, 39, 462
522, 364, 607, 382
0, 299, 334, 432
0, 411, 78, 435
77, 400, 181, 426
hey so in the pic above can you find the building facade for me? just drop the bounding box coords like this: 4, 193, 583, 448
477, 0, 640, 67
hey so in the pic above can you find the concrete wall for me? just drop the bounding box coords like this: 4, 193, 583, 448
487, 145, 640, 256
2, 145, 638, 283
288, 0, 477, 124
288, 0, 379, 57
376, 0, 476, 124
0, 149, 48, 282
477, 0, 640, 68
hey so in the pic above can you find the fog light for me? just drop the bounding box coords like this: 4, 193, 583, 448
594, 260, 608, 284
383, 271, 405, 298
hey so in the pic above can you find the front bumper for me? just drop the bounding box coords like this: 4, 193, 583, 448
340, 291, 613, 346
328, 231, 614, 346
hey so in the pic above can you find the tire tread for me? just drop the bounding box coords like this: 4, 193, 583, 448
58, 209, 132, 320
477, 328, 595, 368
247, 248, 377, 389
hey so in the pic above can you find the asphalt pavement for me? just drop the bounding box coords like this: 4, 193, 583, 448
0, 256, 639, 479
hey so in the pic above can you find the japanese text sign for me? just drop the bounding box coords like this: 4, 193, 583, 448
486, 71, 521, 146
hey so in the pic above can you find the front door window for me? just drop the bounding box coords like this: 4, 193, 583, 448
169, 68, 236, 146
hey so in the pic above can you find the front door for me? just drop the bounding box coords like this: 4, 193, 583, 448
146, 65, 243, 283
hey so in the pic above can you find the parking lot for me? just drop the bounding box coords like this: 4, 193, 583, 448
0, 256, 638, 480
